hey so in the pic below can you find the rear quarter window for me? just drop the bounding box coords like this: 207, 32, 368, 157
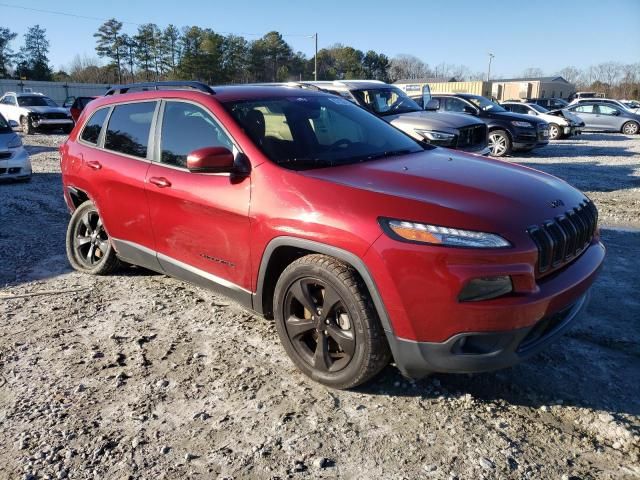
104, 102, 156, 158
80, 108, 109, 145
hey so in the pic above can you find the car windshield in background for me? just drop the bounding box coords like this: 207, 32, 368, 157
530, 104, 549, 113
467, 96, 506, 112
0, 114, 11, 133
352, 87, 423, 116
224, 95, 423, 170
17, 96, 58, 107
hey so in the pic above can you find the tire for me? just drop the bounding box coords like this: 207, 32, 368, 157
65, 200, 121, 275
548, 123, 562, 140
488, 129, 511, 157
20, 116, 34, 135
273, 254, 391, 389
621, 121, 639, 135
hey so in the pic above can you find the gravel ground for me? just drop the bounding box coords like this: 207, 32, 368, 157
0, 132, 639, 480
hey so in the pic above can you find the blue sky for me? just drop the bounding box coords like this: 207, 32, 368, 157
2, 0, 639, 77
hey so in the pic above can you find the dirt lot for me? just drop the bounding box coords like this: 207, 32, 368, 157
1, 133, 639, 480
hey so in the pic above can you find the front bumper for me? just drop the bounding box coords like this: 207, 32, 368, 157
389, 293, 588, 378
0, 148, 32, 181
32, 118, 73, 128
512, 126, 549, 149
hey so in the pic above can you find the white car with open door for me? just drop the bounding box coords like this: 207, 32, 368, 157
0, 92, 74, 135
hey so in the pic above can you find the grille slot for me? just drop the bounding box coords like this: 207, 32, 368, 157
456, 124, 487, 148
528, 200, 598, 274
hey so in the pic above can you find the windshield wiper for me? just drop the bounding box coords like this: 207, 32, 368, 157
277, 157, 336, 169
362, 149, 417, 161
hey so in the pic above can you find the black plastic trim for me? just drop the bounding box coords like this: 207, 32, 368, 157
105, 81, 215, 96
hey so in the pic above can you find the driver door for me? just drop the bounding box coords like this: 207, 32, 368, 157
145, 100, 252, 302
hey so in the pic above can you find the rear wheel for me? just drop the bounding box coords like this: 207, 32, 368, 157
622, 121, 639, 135
488, 129, 511, 157
548, 123, 562, 140
66, 201, 121, 275
273, 254, 391, 389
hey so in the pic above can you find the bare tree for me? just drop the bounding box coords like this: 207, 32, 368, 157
389, 54, 430, 81
557, 66, 582, 86
521, 67, 545, 78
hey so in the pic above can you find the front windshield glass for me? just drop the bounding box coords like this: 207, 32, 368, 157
352, 87, 422, 116
0, 114, 11, 133
467, 96, 506, 112
224, 94, 424, 170
17, 96, 58, 107
530, 104, 549, 113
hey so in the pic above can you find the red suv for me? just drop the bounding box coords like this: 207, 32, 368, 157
60, 81, 605, 389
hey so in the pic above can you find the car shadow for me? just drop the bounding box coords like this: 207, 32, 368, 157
517, 144, 637, 159
24, 145, 60, 155
358, 229, 640, 418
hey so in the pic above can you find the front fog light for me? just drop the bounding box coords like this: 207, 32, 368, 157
459, 276, 513, 302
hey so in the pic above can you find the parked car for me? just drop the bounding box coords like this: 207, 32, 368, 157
621, 99, 640, 110
429, 94, 549, 157
0, 113, 31, 182
63, 96, 98, 122
566, 102, 640, 134
525, 98, 569, 110
502, 101, 583, 140
568, 91, 604, 102
568, 97, 640, 114
301, 81, 490, 155
0, 92, 74, 134
61, 81, 604, 389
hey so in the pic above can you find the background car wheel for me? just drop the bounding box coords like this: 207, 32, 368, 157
488, 130, 511, 157
273, 254, 391, 389
20, 116, 34, 135
65, 200, 121, 275
548, 123, 562, 140
622, 121, 639, 135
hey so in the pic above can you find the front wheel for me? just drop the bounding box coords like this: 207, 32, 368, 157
21, 116, 34, 135
548, 123, 562, 140
66, 201, 121, 275
273, 254, 391, 389
488, 130, 511, 157
622, 121, 639, 135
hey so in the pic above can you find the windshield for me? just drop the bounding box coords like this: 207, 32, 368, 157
17, 95, 58, 107
0, 114, 11, 133
224, 95, 424, 170
352, 87, 422, 116
466, 95, 506, 112
529, 104, 549, 113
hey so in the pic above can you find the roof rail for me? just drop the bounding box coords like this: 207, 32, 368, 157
105, 81, 215, 96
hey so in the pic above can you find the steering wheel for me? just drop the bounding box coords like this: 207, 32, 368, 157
328, 138, 353, 150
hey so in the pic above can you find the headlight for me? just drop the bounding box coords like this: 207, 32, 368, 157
380, 219, 511, 248
7, 135, 22, 148
511, 121, 533, 128
416, 129, 456, 146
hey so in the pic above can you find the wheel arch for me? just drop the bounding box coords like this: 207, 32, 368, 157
254, 236, 394, 336
66, 186, 90, 210
621, 120, 640, 134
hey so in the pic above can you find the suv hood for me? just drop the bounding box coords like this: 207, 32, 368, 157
385, 111, 484, 132
23, 106, 68, 115
302, 148, 586, 234
483, 110, 546, 125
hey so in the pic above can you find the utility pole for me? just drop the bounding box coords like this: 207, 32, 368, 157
314, 33, 318, 81
487, 53, 495, 82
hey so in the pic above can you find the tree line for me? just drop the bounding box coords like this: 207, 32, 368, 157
0, 21, 639, 99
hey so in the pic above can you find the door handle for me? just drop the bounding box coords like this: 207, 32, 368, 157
86, 160, 102, 170
148, 176, 171, 188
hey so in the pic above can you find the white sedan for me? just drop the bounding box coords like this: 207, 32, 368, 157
0, 114, 31, 182
502, 102, 583, 140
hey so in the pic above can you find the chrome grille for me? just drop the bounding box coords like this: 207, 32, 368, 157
456, 124, 487, 148
528, 200, 598, 274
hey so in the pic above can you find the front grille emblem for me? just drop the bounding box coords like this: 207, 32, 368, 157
549, 199, 564, 208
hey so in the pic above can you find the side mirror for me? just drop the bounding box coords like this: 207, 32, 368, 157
187, 146, 235, 173
463, 106, 477, 115
8, 120, 19, 130
424, 98, 440, 111
612, 110, 620, 116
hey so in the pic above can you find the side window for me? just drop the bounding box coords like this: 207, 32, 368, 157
160, 101, 233, 167
80, 108, 109, 145
598, 105, 618, 116
442, 97, 468, 112
104, 102, 156, 158
574, 105, 594, 114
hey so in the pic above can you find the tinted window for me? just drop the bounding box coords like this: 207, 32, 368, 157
352, 87, 422, 116
224, 95, 423, 170
574, 105, 595, 113
80, 108, 109, 145
441, 97, 469, 112
17, 95, 57, 107
160, 101, 233, 167
104, 102, 156, 158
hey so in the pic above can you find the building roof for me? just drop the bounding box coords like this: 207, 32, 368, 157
393, 77, 459, 84
491, 76, 570, 83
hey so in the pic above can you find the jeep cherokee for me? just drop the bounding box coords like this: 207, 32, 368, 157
60, 81, 605, 389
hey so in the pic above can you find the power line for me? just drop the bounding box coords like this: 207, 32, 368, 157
0, 2, 315, 37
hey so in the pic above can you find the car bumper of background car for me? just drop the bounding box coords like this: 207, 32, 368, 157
364, 235, 605, 378
0, 148, 32, 180
32, 119, 73, 127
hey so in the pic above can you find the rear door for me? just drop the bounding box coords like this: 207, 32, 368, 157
80, 101, 160, 267
145, 100, 252, 302
570, 104, 598, 130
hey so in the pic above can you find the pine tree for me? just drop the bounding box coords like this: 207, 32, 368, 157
94, 18, 124, 83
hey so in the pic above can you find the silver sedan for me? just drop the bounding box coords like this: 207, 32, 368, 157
0, 115, 32, 182
566, 102, 640, 135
